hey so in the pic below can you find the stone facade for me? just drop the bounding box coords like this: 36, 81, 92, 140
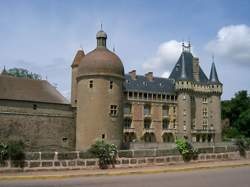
0, 100, 75, 151
0, 31, 223, 151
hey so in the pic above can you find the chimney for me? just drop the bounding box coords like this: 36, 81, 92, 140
129, 70, 136, 80
192, 57, 200, 82
145, 72, 153, 81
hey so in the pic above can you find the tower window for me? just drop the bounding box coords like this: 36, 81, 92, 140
110, 105, 118, 117
110, 81, 113, 89
89, 80, 93, 88
102, 134, 105, 139
33, 104, 37, 110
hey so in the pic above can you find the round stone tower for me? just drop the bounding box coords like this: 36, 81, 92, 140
76, 30, 124, 150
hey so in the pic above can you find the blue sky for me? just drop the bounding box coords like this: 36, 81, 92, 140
0, 0, 250, 100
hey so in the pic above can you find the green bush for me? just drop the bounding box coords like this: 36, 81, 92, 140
0, 143, 8, 164
0, 141, 25, 168
235, 138, 250, 157
7, 140, 25, 168
88, 140, 118, 169
176, 139, 198, 162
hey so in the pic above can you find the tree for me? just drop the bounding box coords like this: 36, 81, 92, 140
5, 68, 41, 80
222, 90, 250, 138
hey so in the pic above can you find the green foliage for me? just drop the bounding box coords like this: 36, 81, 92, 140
6, 68, 42, 80
0, 141, 25, 168
0, 143, 8, 164
88, 140, 118, 169
222, 90, 250, 138
176, 139, 198, 162
235, 138, 250, 157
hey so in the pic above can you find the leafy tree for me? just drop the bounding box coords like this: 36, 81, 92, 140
5, 68, 42, 80
222, 90, 250, 138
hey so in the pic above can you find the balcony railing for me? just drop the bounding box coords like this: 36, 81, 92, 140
191, 129, 215, 134
123, 127, 136, 133
162, 128, 177, 134
124, 113, 132, 118
143, 128, 154, 133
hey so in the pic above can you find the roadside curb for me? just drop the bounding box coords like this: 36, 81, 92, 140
1, 162, 250, 181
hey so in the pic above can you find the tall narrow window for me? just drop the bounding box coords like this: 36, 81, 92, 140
144, 104, 151, 115
110, 81, 113, 89
89, 80, 93, 88
110, 105, 118, 117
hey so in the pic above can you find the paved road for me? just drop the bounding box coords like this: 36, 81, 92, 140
1, 166, 250, 187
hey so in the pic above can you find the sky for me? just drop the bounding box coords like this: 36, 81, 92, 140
0, 0, 250, 100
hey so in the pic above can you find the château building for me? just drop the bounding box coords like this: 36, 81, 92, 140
0, 29, 222, 151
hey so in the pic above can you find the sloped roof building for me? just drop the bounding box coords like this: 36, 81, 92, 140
0, 31, 222, 151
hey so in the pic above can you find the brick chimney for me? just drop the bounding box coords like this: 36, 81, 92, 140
129, 70, 136, 80
145, 72, 153, 81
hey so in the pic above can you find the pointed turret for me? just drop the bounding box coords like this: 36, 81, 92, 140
209, 62, 220, 84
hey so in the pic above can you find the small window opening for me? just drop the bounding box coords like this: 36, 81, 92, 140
33, 104, 37, 110
102, 134, 105, 139
110, 81, 113, 89
62, 137, 68, 142
110, 105, 118, 117
89, 80, 93, 88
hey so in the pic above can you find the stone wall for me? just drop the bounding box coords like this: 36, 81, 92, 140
0, 100, 75, 151
0, 147, 245, 172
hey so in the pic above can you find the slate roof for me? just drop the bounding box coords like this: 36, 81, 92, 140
124, 74, 175, 94
169, 52, 209, 84
209, 62, 222, 84
0, 75, 69, 104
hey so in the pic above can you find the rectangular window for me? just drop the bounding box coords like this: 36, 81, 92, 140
110, 81, 113, 89
173, 106, 176, 114
124, 118, 132, 128
144, 119, 151, 129
203, 107, 208, 117
162, 119, 169, 129
89, 80, 93, 88
202, 97, 207, 103
144, 104, 151, 115
110, 105, 118, 117
124, 103, 131, 114
162, 105, 169, 117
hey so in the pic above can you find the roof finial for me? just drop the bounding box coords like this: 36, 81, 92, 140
80, 44, 83, 50
182, 41, 185, 52
188, 40, 191, 52
212, 54, 215, 63
113, 44, 116, 52
101, 23, 103, 30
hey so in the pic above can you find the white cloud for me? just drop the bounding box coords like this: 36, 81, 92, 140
161, 71, 170, 78
142, 40, 182, 75
206, 24, 250, 66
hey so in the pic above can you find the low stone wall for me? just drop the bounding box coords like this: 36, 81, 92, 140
0, 147, 246, 172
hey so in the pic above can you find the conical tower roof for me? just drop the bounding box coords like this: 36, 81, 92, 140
209, 62, 221, 84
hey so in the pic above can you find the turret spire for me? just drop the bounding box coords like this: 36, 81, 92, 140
209, 59, 220, 83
